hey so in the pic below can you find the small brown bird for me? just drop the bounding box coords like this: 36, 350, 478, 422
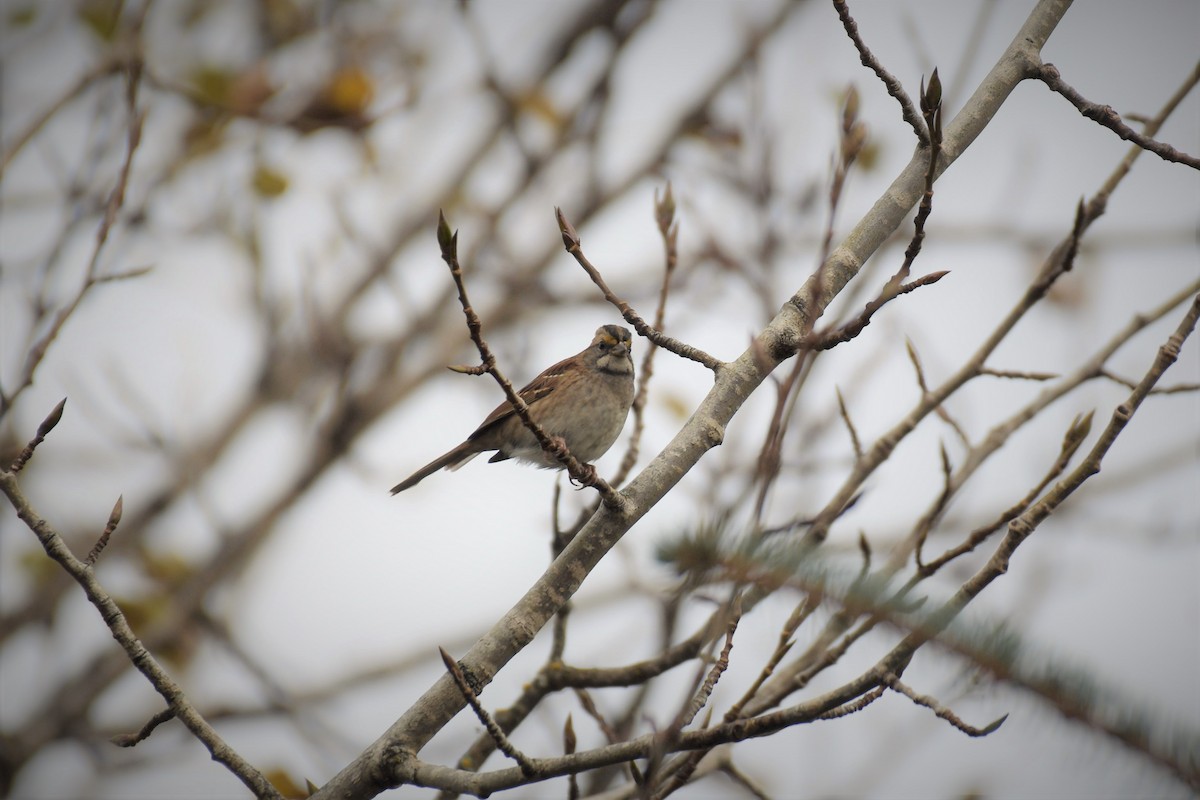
390, 325, 635, 494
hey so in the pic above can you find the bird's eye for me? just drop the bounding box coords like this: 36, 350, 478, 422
597, 340, 611, 351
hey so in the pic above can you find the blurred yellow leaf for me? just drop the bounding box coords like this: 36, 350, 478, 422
516, 89, 563, 129
265, 768, 312, 799
181, 115, 228, 160
19, 548, 57, 588
659, 391, 692, 422
8, 5, 36, 26
292, 66, 375, 133
324, 66, 374, 115
78, 0, 121, 41
138, 546, 194, 585
112, 594, 168, 631
857, 140, 882, 172
261, 0, 313, 44
252, 165, 290, 198
189, 65, 238, 108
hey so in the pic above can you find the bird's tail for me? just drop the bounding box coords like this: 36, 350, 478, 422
390, 443, 478, 494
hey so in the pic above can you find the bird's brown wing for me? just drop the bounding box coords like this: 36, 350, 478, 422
465, 356, 575, 443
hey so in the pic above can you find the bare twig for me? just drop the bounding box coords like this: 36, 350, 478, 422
979, 367, 1059, 381
832, 0, 930, 145
921, 410, 1094, 574
0, 58, 123, 174
8, 398, 66, 473
84, 495, 124, 566
1098, 370, 1199, 395
563, 715, 579, 800
834, 387, 862, 459
647, 616, 740, 799
2, 61, 146, 419
613, 183, 682, 486
556, 207, 724, 372
883, 674, 1007, 737
808, 70, 946, 351
1036, 62, 1200, 170
0, 473, 281, 799
439, 647, 535, 777
110, 708, 177, 747
815, 685, 887, 720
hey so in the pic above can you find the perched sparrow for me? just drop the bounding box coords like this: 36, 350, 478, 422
390, 325, 635, 494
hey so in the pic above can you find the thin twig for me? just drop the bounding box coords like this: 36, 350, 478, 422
556, 207, 724, 372
883, 673, 1008, 737
1036, 62, 1200, 170
613, 183, 681, 485
2, 60, 146, 419
8, 398, 66, 473
834, 387, 862, 459
439, 647, 535, 777
979, 367, 1059, 381
807, 70, 946, 351
648, 616, 740, 799
0, 58, 123, 174
921, 410, 1093, 574
1098, 369, 1199, 395
85, 495, 124, 566
912, 442, 955, 567
832, 0, 930, 145
815, 685, 887, 720
0, 473, 281, 799
563, 714, 579, 800
110, 708, 177, 747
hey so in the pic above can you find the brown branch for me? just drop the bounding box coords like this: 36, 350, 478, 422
1098, 369, 1199, 395
2, 60, 145, 419
7, 398, 66, 473
84, 495, 124, 566
812, 271, 950, 351
807, 71, 946, 352
832, 0, 930, 145
913, 442, 956, 568
0, 473, 281, 799
439, 647, 535, 777
556, 207, 724, 372
834, 387, 863, 459
979, 367, 1059, 381
883, 674, 1007, 737
612, 183, 681, 486
921, 410, 1093, 575
110, 708, 177, 747
644, 615, 739, 799
1036, 62, 1200, 170
814, 685, 886, 720
0, 58, 124, 174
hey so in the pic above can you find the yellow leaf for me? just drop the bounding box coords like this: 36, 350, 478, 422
189, 65, 238, 108
8, 5, 36, 27
252, 166, 290, 198
78, 0, 121, 41
516, 89, 562, 129
324, 66, 374, 115
265, 768, 311, 799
